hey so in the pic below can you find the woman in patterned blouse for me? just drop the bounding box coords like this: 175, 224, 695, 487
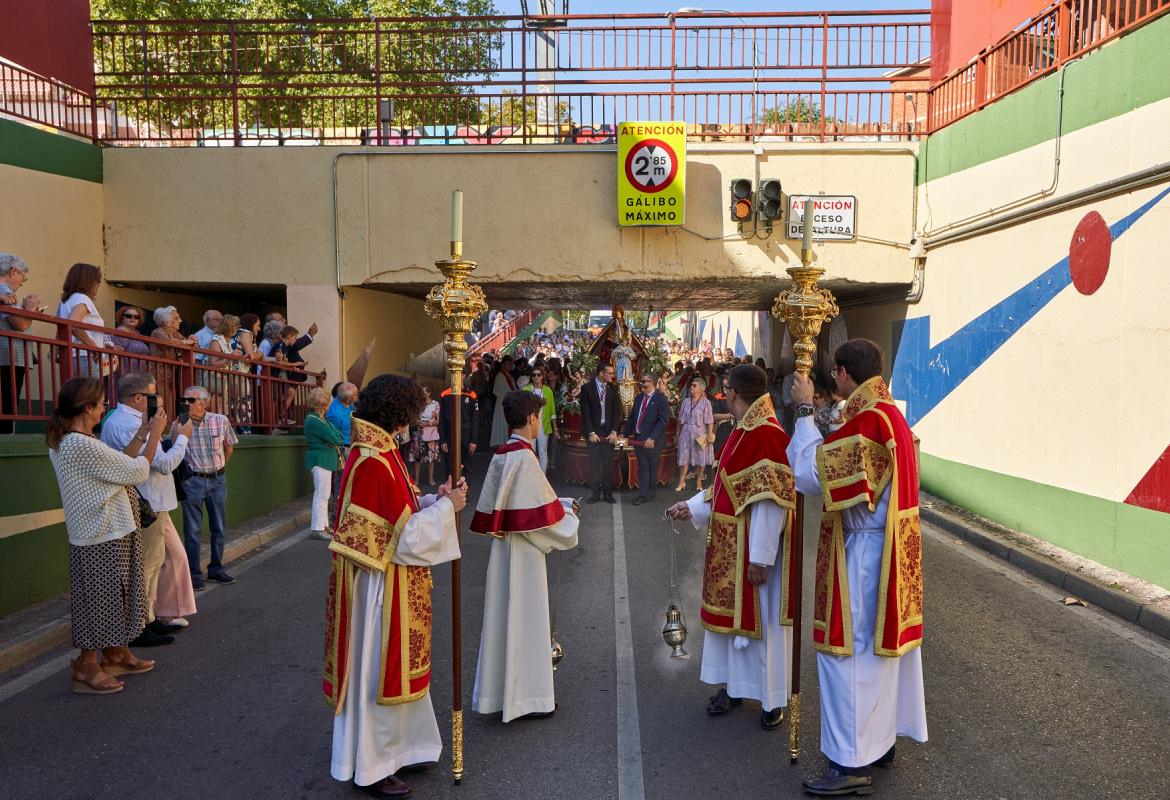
46, 377, 169, 695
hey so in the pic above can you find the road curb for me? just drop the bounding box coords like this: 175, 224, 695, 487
0, 499, 311, 676
921, 497, 1170, 642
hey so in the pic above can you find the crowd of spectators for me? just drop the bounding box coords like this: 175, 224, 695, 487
0, 253, 322, 437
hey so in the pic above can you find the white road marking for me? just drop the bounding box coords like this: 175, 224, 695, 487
613, 498, 647, 800
0, 530, 313, 704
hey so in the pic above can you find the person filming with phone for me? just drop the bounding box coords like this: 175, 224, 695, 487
101, 373, 194, 646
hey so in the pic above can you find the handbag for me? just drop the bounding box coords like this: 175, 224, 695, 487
132, 487, 158, 529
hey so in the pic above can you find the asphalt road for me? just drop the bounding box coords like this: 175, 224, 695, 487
2, 460, 1169, 800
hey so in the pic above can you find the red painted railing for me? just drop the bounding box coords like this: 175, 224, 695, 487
929, 0, 1170, 130
87, 11, 931, 145
0, 58, 96, 140
467, 310, 536, 359
0, 307, 324, 434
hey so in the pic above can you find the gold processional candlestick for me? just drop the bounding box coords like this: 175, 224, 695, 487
770, 198, 839, 764
424, 189, 487, 785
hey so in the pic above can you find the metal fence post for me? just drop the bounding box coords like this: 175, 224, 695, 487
820, 14, 829, 141
521, 23, 529, 145
374, 20, 382, 143
231, 22, 241, 146
669, 15, 677, 120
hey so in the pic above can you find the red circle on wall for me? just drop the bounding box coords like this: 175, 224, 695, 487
1068, 211, 1111, 296
624, 139, 679, 194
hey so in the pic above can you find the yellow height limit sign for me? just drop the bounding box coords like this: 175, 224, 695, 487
617, 121, 686, 227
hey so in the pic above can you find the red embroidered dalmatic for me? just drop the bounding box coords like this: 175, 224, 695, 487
700, 393, 798, 639
323, 417, 433, 713
813, 376, 923, 658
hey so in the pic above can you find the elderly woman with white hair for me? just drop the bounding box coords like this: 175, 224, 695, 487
304, 386, 346, 540
149, 306, 195, 407
0, 253, 42, 433
674, 375, 715, 492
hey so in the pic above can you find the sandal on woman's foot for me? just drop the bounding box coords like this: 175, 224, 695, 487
706, 687, 742, 715
100, 654, 155, 677
70, 659, 124, 695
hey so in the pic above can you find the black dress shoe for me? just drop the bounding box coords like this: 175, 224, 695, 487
395, 762, 436, 775
871, 744, 896, 769
706, 687, 742, 715
356, 775, 411, 797
586, 494, 601, 504
148, 619, 184, 636
801, 769, 874, 796
206, 570, 236, 585
603, 493, 616, 504
632, 496, 647, 505
191, 575, 206, 592
519, 703, 557, 719
761, 706, 785, 730
129, 627, 175, 647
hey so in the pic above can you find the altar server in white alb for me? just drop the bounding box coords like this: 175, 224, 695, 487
471, 390, 580, 722
667, 364, 796, 731
788, 339, 928, 797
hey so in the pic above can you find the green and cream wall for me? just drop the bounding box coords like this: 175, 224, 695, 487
869, 13, 1170, 589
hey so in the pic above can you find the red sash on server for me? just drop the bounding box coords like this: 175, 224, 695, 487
812, 377, 923, 658
323, 417, 433, 713
700, 393, 797, 639
469, 437, 567, 537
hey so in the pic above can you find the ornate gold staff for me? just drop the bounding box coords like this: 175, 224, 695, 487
770, 198, 839, 764
424, 189, 487, 785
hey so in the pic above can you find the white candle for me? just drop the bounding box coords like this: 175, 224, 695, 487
802, 198, 814, 250
451, 189, 463, 242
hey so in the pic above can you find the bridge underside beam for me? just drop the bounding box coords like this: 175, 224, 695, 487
363, 278, 911, 311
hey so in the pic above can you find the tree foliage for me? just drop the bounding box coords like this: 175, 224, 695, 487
91, 0, 503, 137
477, 89, 571, 128
760, 98, 837, 127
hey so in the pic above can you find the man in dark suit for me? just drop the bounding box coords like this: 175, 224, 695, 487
579, 362, 619, 503
624, 372, 670, 505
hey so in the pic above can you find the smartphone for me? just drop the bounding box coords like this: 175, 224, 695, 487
177, 412, 190, 425
146, 394, 160, 419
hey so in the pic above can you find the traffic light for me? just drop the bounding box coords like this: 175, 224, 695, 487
729, 178, 753, 225
757, 179, 783, 230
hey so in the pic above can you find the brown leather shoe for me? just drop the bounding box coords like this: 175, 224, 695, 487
356, 775, 411, 797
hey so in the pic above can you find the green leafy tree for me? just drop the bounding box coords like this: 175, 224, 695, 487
477, 89, 571, 128
91, 0, 502, 138
760, 98, 837, 127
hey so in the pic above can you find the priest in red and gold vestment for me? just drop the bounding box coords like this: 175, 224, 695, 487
668, 364, 798, 731
323, 375, 467, 798
788, 339, 928, 797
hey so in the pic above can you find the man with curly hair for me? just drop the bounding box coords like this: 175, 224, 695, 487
323, 374, 469, 798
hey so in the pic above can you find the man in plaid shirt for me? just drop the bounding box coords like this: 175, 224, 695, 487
178, 385, 238, 590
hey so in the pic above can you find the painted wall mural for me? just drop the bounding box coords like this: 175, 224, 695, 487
892, 186, 1170, 425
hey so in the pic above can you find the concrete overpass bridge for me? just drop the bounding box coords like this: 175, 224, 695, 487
100, 140, 921, 378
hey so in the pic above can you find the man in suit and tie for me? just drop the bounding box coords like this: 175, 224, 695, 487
624, 373, 670, 505
580, 362, 620, 503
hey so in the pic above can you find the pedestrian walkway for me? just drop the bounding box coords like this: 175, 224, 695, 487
1, 469, 1168, 799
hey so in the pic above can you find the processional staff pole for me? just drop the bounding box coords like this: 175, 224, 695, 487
425, 189, 487, 785
770, 198, 839, 764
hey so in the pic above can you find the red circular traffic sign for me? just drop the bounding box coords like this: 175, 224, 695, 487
624, 139, 679, 194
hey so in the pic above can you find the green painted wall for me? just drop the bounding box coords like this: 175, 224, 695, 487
0, 117, 102, 183
0, 435, 309, 617
921, 12, 1170, 184
921, 453, 1170, 590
